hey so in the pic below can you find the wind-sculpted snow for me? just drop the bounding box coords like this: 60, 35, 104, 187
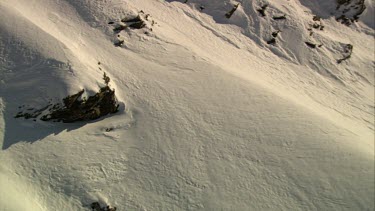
0, 0, 374, 210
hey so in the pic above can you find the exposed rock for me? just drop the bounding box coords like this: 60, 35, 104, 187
313, 16, 321, 21
336, 0, 366, 26
90, 202, 117, 211
272, 30, 281, 38
41, 86, 119, 123
225, 3, 240, 19
267, 38, 276, 45
305, 41, 317, 48
114, 40, 124, 47
337, 44, 353, 64
257, 4, 268, 17
91, 202, 102, 211
121, 15, 142, 23
273, 15, 286, 20
113, 24, 127, 32
128, 21, 146, 29
14, 73, 120, 123
15, 104, 51, 119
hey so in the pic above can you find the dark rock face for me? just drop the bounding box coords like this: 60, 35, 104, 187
90, 202, 117, 211
267, 38, 276, 45
337, 44, 353, 64
257, 4, 268, 17
273, 15, 286, 20
335, 0, 366, 26
41, 86, 119, 123
305, 41, 317, 48
128, 21, 146, 29
225, 3, 240, 19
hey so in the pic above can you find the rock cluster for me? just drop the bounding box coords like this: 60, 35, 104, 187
41, 86, 119, 123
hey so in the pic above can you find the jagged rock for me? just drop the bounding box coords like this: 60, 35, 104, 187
128, 21, 146, 29
337, 44, 353, 63
272, 30, 280, 38
313, 16, 321, 21
336, 0, 366, 25
91, 202, 102, 211
257, 5, 268, 17
41, 86, 119, 123
225, 3, 240, 19
267, 38, 276, 45
90, 202, 117, 211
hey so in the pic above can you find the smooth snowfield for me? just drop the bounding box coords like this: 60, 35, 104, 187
0, 0, 374, 210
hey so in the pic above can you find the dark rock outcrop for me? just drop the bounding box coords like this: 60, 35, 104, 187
305, 41, 317, 48
225, 3, 240, 19
257, 4, 268, 17
91, 202, 117, 211
41, 86, 119, 123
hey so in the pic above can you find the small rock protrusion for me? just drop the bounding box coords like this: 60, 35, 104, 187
272, 30, 281, 38
257, 4, 268, 17
305, 41, 317, 48
225, 3, 240, 19
267, 38, 276, 45
273, 14, 286, 20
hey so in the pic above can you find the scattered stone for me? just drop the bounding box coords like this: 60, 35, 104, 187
199, 5, 205, 10
105, 127, 114, 132
312, 23, 320, 29
313, 16, 321, 21
15, 104, 51, 120
336, 0, 366, 25
108, 21, 115, 25
336, 15, 351, 26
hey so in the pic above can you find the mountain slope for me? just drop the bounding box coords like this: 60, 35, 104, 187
0, 0, 374, 210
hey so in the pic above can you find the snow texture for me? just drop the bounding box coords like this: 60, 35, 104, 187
0, 0, 374, 210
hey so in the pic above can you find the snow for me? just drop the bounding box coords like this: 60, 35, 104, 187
0, 0, 374, 210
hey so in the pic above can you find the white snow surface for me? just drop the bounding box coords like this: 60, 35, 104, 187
0, 0, 374, 210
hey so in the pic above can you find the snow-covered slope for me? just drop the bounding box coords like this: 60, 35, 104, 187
0, 0, 373, 210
